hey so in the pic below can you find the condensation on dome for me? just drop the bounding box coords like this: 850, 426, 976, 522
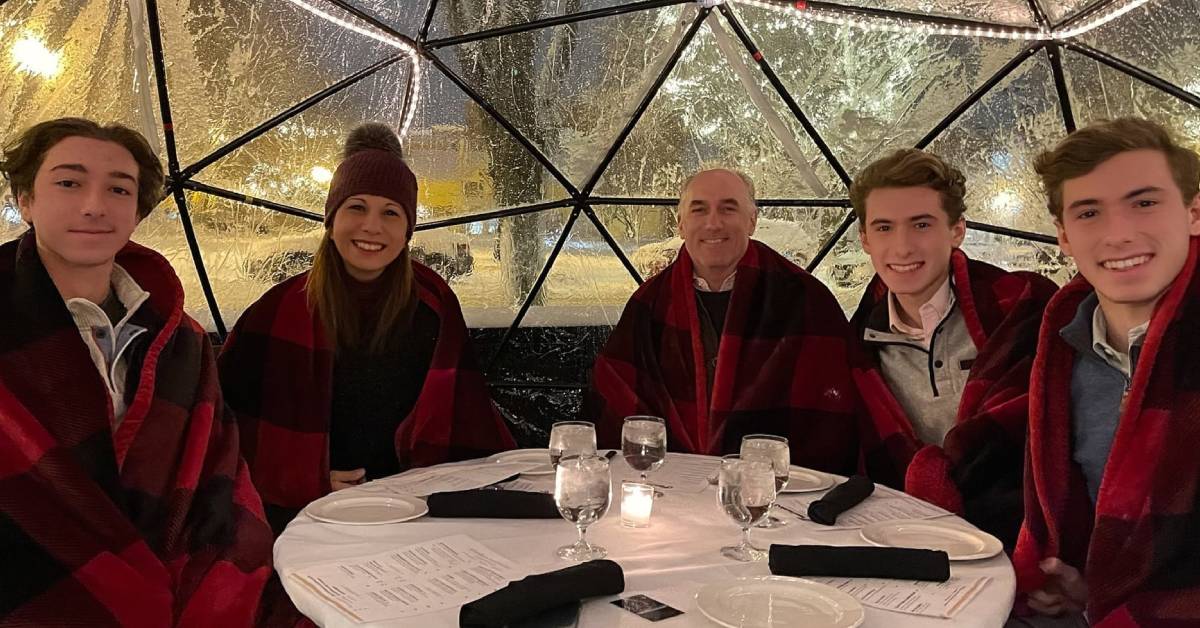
2, 0, 1196, 341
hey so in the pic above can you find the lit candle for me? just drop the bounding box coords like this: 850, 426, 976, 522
621, 482, 654, 528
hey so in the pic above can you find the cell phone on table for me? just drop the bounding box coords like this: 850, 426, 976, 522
611, 594, 685, 622
510, 601, 581, 628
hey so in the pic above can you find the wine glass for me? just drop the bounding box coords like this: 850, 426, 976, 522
554, 454, 612, 561
717, 454, 777, 562
549, 421, 596, 468
740, 434, 791, 528
622, 416, 667, 485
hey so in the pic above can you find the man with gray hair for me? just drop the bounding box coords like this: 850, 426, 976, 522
586, 168, 860, 472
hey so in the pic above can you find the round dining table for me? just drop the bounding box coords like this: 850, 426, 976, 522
275, 452, 1016, 627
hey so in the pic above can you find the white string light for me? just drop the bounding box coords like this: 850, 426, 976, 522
282, 0, 422, 140
732, 0, 1153, 41
1053, 0, 1152, 39
281, 0, 1154, 140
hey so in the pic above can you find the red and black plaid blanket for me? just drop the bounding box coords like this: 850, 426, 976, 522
219, 264, 515, 530
587, 240, 859, 473
1014, 237, 1200, 626
0, 234, 272, 626
851, 249, 1056, 547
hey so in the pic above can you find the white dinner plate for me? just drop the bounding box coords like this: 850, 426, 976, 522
305, 494, 428, 525
781, 467, 836, 493
860, 518, 1003, 561
489, 448, 555, 476
696, 576, 865, 628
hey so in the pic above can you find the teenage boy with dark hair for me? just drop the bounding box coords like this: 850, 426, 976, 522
850, 149, 1057, 549
1013, 117, 1200, 626
0, 117, 271, 626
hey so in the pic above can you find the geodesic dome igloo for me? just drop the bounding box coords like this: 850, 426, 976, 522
3, 0, 1199, 440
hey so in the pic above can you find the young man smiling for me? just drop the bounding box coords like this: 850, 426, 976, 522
1013, 118, 1200, 626
0, 118, 271, 625
587, 168, 860, 473
850, 149, 1056, 549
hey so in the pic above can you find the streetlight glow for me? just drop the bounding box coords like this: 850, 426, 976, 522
11, 35, 61, 78
310, 166, 334, 184
990, 191, 1018, 214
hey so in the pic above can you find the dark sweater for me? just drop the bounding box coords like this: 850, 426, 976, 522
328, 279, 439, 480
696, 289, 732, 401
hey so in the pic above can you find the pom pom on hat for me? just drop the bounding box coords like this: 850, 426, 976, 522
343, 122, 404, 161
324, 122, 418, 237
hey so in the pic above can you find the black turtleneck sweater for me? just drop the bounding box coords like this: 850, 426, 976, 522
696, 288, 732, 400
328, 278, 439, 480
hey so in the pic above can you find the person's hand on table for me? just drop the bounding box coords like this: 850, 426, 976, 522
1028, 557, 1087, 616
331, 468, 366, 491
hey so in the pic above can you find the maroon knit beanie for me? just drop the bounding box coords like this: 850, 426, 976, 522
324, 122, 418, 238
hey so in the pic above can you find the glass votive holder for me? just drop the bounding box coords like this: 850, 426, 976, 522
621, 481, 654, 528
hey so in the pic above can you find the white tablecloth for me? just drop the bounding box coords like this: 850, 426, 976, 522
275, 453, 1015, 627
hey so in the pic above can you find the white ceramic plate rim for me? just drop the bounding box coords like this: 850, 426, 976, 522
859, 518, 1004, 561
782, 467, 836, 493
306, 494, 429, 525
695, 575, 865, 628
489, 448, 555, 475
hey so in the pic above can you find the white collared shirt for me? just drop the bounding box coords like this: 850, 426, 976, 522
64, 264, 150, 427
887, 276, 955, 350
1091, 307, 1148, 379
693, 272, 736, 293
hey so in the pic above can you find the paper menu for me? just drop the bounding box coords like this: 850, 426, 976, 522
503, 453, 719, 493
289, 535, 521, 623
809, 576, 992, 619
498, 478, 552, 493
778, 489, 952, 529
507, 453, 717, 494
359, 461, 540, 497
628, 454, 720, 493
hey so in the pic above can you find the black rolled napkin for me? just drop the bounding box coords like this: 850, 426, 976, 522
427, 490, 561, 519
807, 474, 874, 525
769, 545, 951, 582
460, 560, 625, 627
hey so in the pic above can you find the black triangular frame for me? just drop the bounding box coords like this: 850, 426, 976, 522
125, 0, 1200, 378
